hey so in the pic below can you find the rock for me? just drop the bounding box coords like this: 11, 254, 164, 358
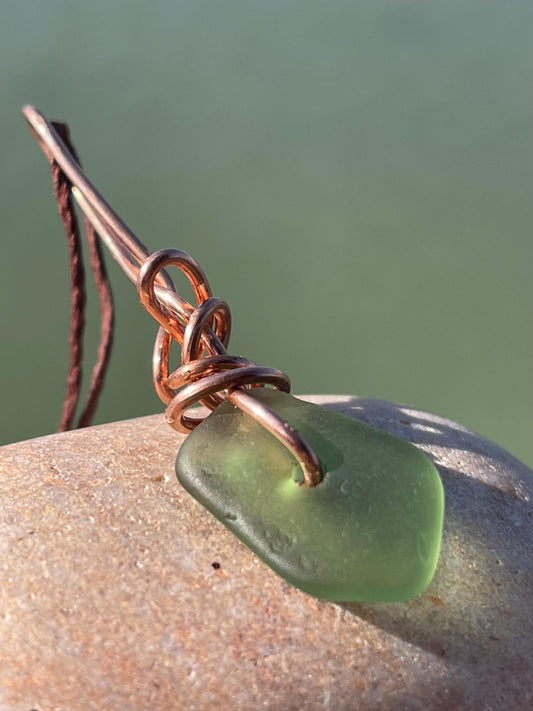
0, 396, 532, 711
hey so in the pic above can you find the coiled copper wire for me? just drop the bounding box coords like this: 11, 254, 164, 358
23, 105, 323, 487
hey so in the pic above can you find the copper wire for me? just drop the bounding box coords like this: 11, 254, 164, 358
23, 104, 323, 487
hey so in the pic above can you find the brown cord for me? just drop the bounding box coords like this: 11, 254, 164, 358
49, 122, 114, 431
77, 214, 114, 427
50, 123, 86, 431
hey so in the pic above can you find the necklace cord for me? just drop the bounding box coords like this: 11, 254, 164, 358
23, 105, 323, 486
49, 122, 114, 431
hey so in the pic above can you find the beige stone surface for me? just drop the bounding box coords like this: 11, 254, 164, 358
0, 395, 532, 711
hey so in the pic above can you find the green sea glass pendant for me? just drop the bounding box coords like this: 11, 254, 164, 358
23, 107, 443, 602
176, 390, 444, 601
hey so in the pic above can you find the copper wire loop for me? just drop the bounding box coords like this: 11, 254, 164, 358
23, 104, 323, 487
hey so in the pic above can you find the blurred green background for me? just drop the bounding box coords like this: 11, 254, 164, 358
1, 1, 531, 466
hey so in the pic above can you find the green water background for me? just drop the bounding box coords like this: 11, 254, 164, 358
1, 1, 531, 466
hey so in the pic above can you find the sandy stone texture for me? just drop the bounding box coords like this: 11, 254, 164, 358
0, 395, 532, 711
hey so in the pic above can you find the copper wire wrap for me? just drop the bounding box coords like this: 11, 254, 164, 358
23, 105, 323, 487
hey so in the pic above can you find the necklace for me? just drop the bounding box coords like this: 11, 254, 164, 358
23, 105, 443, 601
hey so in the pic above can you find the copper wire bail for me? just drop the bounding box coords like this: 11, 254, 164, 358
23, 105, 323, 487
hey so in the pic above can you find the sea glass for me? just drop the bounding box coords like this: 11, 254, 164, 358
176, 390, 444, 601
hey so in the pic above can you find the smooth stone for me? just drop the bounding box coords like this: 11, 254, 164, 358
0, 395, 532, 710
176, 390, 444, 601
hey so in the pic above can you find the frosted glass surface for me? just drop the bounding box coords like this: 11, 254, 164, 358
176, 390, 444, 601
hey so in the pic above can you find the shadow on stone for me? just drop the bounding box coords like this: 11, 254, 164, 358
319, 396, 532, 695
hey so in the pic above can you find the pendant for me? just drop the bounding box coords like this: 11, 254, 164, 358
24, 105, 445, 604
176, 389, 444, 601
